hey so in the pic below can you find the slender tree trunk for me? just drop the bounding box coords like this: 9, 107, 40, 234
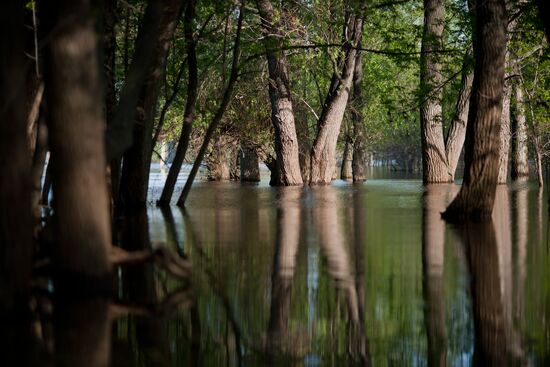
420, 0, 450, 183
310, 9, 362, 184
445, 53, 473, 181
497, 56, 512, 184
177, 3, 244, 206
341, 139, 353, 180
0, 1, 32, 314
351, 41, 366, 182
256, 0, 303, 186
42, 0, 112, 279
119, 0, 184, 209
157, 0, 198, 206
443, 0, 508, 220
511, 82, 529, 181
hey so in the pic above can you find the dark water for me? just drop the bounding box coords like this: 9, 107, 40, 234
24, 170, 550, 366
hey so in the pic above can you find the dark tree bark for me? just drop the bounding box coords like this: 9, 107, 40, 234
310, 8, 362, 184
420, 0, 450, 183
256, 0, 303, 186
0, 0, 32, 315
443, 0, 508, 220
240, 145, 261, 182
42, 0, 112, 278
351, 38, 366, 182
445, 52, 473, 181
511, 82, 529, 181
157, 0, 198, 206
177, 3, 244, 206
119, 0, 184, 209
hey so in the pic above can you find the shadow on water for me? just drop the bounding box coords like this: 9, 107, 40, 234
4, 178, 550, 366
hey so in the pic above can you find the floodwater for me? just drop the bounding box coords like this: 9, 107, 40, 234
22, 169, 550, 366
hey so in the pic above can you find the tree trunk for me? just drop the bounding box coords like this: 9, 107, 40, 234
119, 0, 184, 209
0, 1, 32, 314
340, 139, 353, 181
310, 9, 362, 185
42, 0, 112, 279
443, 0, 508, 220
157, 0, 198, 206
256, 0, 303, 186
497, 59, 512, 184
511, 82, 529, 181
420, 0, 450, 183
445, 53, 473, 181
240, 145, 261, 182
351, 43, 366, 182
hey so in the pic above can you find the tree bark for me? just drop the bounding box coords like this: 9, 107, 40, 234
351, 41, 366, 182
420, 0, 450, 183
340, 138, 353, 180
42, 0, 112, 278
445, 53, 473, 182
497, 56, 512, 184
256, 0, 303, 186
157, 0, 198, 206
240, 145, 261, 182
0, 0, 32, 314
310, 8, 362, 185
119, 0, 184, 209
511, 82, 529, 181
443, 0, 508, 220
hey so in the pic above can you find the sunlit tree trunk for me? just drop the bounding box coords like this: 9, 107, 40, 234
42, 0, 112, 278
341, 138, 353, 181
0, 0, 32, 314
310, 9, 362, 184
497, 56, 512, 184
157, 0, 198, 205
420, 0, 450, 183
511, 82, 529, 181
119, 0, 184, 209
351, 41, 366, 182
256, 0, 303, 186
445, 53, 473, 181
443, 0, 508, 220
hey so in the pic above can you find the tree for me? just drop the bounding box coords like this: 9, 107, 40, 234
351, 34, 366, 182
256, 0, 303, 186
419, 0, 450, 183
310, 5, 363, 185
511, 81, 529, 180
443, 0, 508, 220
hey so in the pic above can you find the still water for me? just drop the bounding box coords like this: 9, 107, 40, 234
44, 172, 550, 366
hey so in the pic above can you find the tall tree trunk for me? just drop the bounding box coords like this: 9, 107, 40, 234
0, 0, 32, 314
119, 0, 184, 209
445, 53, 473, 181
511, 82, 529, 181
351, 42, 366, 182
420, 0, 450, 183
443, 0, 508, 220
42, 0, 112, 279
497, 56, 512, 184
256, 0, 303, 186
310, 9, 362, 185
157, 0, 198, 206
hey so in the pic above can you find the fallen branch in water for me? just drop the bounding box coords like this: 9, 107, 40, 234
109, 246, 192, 279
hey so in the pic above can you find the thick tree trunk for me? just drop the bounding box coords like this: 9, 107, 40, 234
420, 0, 450, 183
310, 10, 362, 185
42, 0, 112, 278
351, 45, 366, 182
443, 0, 508, 220
119, 0, 184, 209
511, 82, 529, 181
0, 1, 32, 314
240, 145, 261, 182
256, 0, 303, 186
445, 54, 473, 181
341, 139, 353, 181
157, 0, 198, 206
497, 59, 512, 184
